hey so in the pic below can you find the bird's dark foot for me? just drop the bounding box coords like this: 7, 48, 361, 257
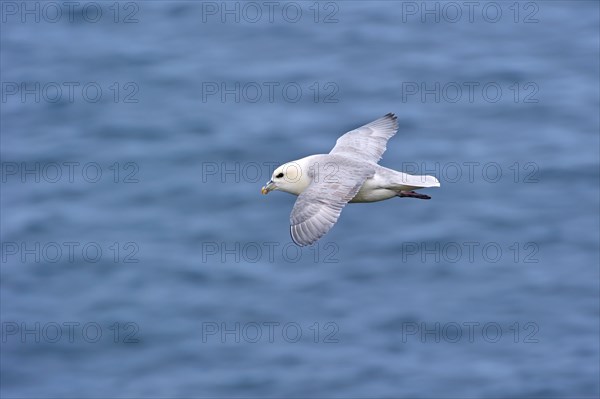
398, 191, 431, 200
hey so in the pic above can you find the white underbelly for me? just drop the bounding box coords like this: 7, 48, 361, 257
350, 176, 397, 203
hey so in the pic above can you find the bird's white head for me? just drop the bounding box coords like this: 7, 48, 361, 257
261, 156, 314, 196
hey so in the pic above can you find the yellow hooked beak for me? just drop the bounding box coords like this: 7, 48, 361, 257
261, 180, 276, 195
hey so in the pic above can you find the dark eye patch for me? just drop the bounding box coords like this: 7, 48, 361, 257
276, 173, 284, 178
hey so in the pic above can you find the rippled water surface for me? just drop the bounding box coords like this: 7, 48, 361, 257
1, 1, 599, 397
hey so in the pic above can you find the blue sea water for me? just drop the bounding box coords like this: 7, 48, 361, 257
1, 1, 599, 397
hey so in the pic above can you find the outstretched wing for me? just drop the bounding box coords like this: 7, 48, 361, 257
329, 113, 398, 164
290, 159, 374, 246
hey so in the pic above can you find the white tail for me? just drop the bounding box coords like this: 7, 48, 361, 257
394, 172, 440, 189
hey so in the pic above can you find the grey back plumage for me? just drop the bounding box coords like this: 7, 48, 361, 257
289, 113, 399, 246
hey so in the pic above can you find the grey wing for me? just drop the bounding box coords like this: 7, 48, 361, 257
329, 113, 398, 164
290, 162, 374, 246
